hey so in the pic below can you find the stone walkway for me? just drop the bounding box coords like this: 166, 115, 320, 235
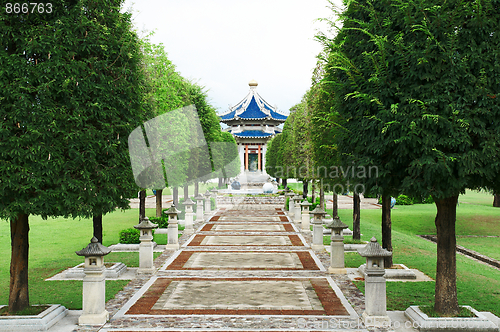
68, 201, 420, 332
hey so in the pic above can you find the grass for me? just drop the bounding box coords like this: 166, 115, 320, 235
0, 208, 163, 310
0, 304, 50, 316
456, 237, 500, 261
419, 305, 476, 318
106, 252, 162, 267
326, 189, 500, 316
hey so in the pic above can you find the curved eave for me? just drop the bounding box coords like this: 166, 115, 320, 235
233, 130, 273, 139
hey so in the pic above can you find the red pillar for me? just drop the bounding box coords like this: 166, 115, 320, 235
258, 145, 261, 171
245, 145, 249, 170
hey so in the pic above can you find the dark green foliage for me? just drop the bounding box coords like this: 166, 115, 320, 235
119, 228, 141, 244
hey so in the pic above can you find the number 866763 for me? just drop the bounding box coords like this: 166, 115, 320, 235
5, 3, 53, 14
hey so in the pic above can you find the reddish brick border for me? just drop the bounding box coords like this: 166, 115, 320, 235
187, 234, 304, 247
210, 216, 220, 221
201, 224, 214, 232
126, 277, 348, 316
279, 216, 288, 221
164, 251, 319, 270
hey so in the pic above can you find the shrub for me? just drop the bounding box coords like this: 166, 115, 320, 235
306, 196, 325, 211
119, 228, 140, 244
149, 215, 168, 228
396, 194, 413, 205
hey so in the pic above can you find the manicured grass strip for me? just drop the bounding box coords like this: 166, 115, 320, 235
105, 252, 162, 268
456, 237, 500, 261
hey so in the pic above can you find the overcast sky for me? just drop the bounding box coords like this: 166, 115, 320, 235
121, 0, 343, 115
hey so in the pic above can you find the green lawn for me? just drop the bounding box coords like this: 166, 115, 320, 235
327, 190, 500, 316
0, 208, 164, 309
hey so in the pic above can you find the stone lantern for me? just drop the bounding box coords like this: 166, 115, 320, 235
182, 197, 195, 233
310, 206, 327, 250
293, 195, 302, 224
300, 200, 313, 231
165, 204, 180, 250
210, 188, 218, 210
357, 237, 392, 327
76, 237, 111, 325
195, 193, 204, 221
204, 190, 212, 218
325, 216, 349, 274
134, 217, 158, 273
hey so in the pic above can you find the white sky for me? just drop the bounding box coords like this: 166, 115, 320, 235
121, 0, 343, 115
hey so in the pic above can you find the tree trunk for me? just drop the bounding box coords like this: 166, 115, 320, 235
218, 177, 223, 189
156, 189, 163, 217
311, 181, 316, 203
172, 187, 178, 207
319, 184, 325, 210
9, 213, 29, 313
93, 214, 103, 244
493, 194, 500, 207
332, 193, 338, 218
184, 185, 189, 200
381, 195, 393, 268
353, 193, 361, 240
194, 182, 199, 197
433, 195, 459, 316
283, 178, 287, 189
302, 180, 308, 199
139, 190, 146, 220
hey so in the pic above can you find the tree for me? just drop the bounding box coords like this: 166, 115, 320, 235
494, 193, 500, 208
0, 0, 151, 312
320, 0, 500, 315
141, 39, 186, 216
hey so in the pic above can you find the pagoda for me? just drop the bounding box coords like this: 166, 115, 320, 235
219, 80, 287, 182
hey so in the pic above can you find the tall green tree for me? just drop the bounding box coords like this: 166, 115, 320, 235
0, 0, 150, 312
320, 0, 500, 315
140, 39, 188, 215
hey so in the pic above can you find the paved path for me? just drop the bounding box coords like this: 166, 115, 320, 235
69, 201, 418, 332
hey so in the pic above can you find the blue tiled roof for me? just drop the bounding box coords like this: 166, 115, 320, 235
220, 110, 236, 120
238, 97, 268, 119
270, 110, 287, 120
233, 130, 272, 138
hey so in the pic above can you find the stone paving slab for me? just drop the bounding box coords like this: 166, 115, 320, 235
162, 251, 321, 271
186, 234, 305, 247
201, 224, 294, 232
119, 277, 353, 317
